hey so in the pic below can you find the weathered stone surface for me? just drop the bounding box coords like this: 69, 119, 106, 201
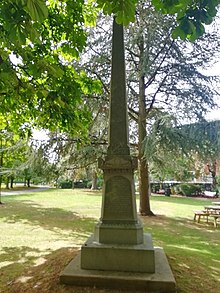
103, 176, 133, 219
60, 247, 176, 293
81, 233, 155, 273
107, 20, 129, 157
94, 222, 144, 245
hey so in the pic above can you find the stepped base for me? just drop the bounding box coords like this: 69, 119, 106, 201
81, 233, 155, 273
60, 247, 176, 292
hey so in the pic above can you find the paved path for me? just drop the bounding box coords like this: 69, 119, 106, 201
1, 186, 50, 196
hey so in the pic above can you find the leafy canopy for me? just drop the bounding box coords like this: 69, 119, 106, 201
96, 0, 220, 40
0, 0, 100, 136
5, 1, 218, 43
0, 0, 219, 137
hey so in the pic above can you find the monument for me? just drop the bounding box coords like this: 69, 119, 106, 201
60, 18, 176, 292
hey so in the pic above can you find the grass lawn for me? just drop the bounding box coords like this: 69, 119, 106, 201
0, 189, 219, 293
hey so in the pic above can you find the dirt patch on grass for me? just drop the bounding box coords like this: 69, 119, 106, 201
6, 248, 138, 293
4, 246, 218, 293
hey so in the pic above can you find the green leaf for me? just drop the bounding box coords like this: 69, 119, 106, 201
199, 10, 212, 24
179, 18, 194, 35
195, 22, 205, 38
47, 64, 64, 78
26, 0, 48, 22
172, 26, 187, 40
152, 0, 190, 14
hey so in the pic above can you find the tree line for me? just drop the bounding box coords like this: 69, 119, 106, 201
0, 1, 220, 214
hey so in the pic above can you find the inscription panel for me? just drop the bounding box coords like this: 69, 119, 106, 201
103, 175, 134, 221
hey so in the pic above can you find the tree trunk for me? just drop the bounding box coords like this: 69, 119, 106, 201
138, 36, 154, 216
0, 175, 2, 204
91, 171, 98, 190
207, 161, 217, 191
6, 177, 9, 189
10, 176, 14, 188
0, 149, 3, 203
139, 159, 154, 216
71, 170, 75, 189
27, 178, 31, 187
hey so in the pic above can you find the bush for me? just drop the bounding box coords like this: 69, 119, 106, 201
151, 183, 160, 193
74, 180, 87, 188
177, 183, 201, 197
58, 180, 72, 189
86, 178, 103, 190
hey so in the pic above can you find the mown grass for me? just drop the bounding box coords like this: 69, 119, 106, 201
0, 189, 219, 293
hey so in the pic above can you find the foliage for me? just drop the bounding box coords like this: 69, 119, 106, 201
0, 0, 100, 135
152, 0, 220, 41
0, 0, 219, 137
73, 7, 220, 214
96, 0, 220, 40
0, 130, 28, 181
0, 129, 59, 187
126, 4, 220, 125
176, 183, 202, 196
143, 113, 197, 163
2, 0, 218, 41
181, 120, 220, 160
125, 3, 220, 187
57, 179, 73, 189
144, 115, 220, 183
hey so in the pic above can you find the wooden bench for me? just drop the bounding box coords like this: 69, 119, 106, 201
193, 210, 209, 223
209, 214, 220, 228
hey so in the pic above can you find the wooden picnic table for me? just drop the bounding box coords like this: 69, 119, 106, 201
194, 206, 220, 227
204, 206, 220, 227
204, 206, 220, 213
212, 201, 220, 205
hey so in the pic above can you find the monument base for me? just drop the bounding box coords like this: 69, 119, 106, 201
60, 247, 176, 293
94, 221, 144, 244
81, 233, 155, 273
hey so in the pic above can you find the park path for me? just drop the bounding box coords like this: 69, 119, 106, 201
1, 186, 50, 196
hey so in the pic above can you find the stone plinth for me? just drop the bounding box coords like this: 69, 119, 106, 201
81, 233, 155, 273
94, 222, 144, 245
60, 247, 176, 293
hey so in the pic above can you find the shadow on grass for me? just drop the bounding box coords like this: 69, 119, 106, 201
1, 244, 219, 293
2, 246, 147, 293
0, 246, 77, 293
142, 213, 220, 247
0, 199, 97, 238
141, 214, 220, 293
1, 193, 219, 293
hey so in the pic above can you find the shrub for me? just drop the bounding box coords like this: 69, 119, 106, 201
177, 183, 201, 197
58, 180, 72, 189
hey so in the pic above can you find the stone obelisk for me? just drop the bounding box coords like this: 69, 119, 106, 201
80, 18, 155, 273
60, 17, 176, 293
93, 19, 144, 245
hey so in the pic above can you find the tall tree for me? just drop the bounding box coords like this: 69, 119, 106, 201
1, 0, 219, 206
125, 1, 220, 215
1, 0, 218, 138
77, 5, 220, 215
